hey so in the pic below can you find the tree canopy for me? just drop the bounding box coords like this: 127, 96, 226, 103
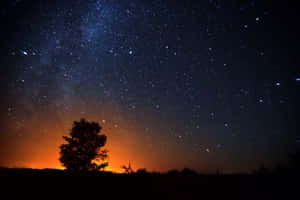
59, 118, 108, 172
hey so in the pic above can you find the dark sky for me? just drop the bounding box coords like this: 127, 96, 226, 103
0, 0, 299, 173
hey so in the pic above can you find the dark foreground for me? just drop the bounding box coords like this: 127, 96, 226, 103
0, 168, 297, 200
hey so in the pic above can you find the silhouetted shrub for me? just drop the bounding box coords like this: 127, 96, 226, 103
166, 169, 180, 176
136, 168, 148, 175
59, 118, 108, 172
181, 168, 198, 176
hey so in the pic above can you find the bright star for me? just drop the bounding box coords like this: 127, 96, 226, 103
21, 50, 28, 55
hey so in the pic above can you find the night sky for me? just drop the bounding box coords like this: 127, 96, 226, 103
0, 0, 299, 173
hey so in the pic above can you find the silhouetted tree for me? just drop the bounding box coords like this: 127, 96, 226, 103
122, 163, 133, 174
59, 119, 108, 172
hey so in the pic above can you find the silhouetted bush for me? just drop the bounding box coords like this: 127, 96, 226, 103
136, 168, 148, 175
181, 168, 198, 176
166, 169, 180, 176
59, 118, 108, 172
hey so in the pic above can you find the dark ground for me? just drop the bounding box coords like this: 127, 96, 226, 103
0, 168, 297, 199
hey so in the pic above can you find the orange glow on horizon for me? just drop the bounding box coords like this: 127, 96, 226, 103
0, 111, 163, 173
0, 105, 192, 173
25, 164, 123, 173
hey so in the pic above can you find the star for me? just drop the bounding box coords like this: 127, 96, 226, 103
21, 50, 28, 55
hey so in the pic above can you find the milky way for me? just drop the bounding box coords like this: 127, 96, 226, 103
0, 0, 299, 173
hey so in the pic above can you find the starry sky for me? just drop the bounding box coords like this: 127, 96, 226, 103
0, 0, 299, 173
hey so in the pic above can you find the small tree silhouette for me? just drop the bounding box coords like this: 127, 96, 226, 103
59, 118, 108, 172
122, 163, 133, 174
